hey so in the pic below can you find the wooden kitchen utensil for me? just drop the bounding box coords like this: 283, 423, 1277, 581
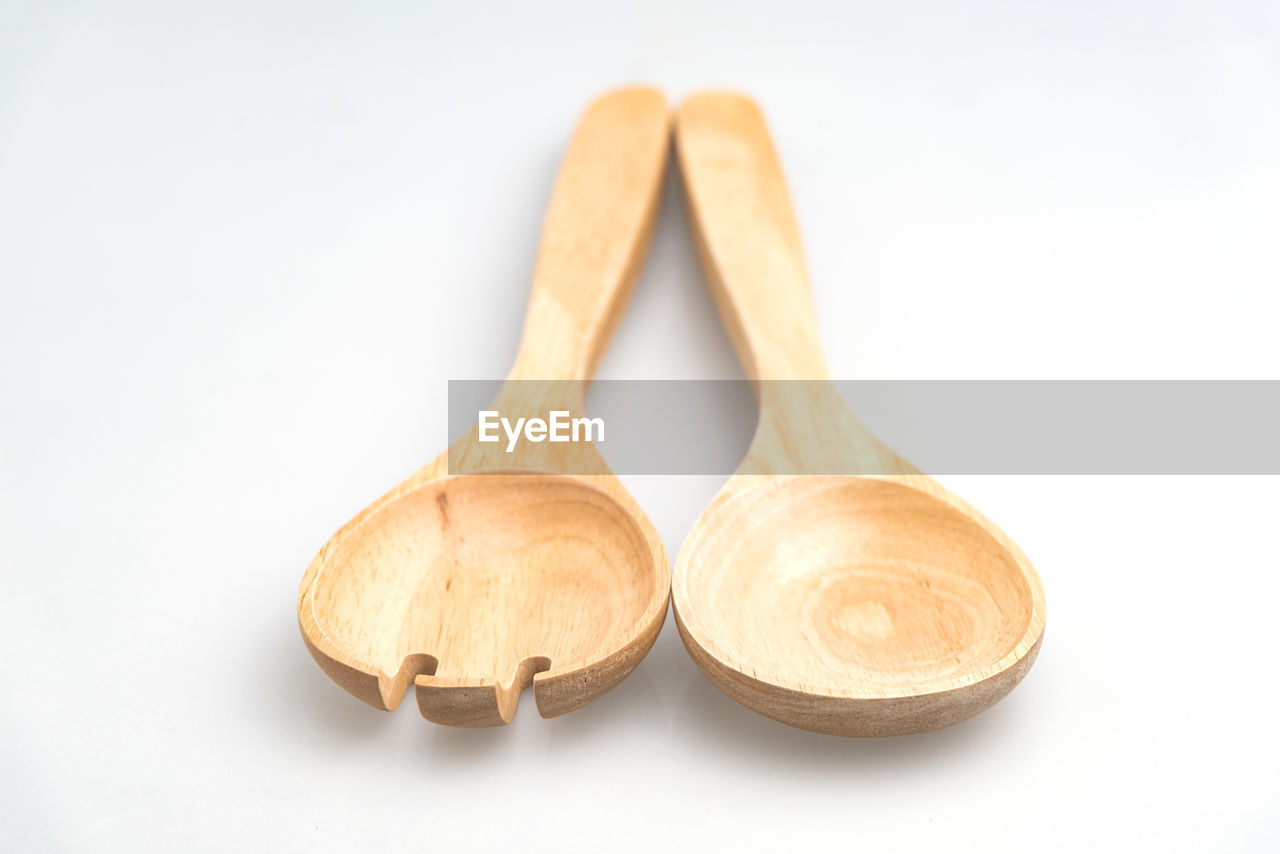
299, 88, 670, 727
672, 93, 1046, 736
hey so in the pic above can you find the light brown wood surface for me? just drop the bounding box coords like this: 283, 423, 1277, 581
672, 92, 1046, 736
298, 87, 671, 726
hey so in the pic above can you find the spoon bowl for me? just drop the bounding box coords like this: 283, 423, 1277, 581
301, 469, 666, 725
675, 475, 1041, 735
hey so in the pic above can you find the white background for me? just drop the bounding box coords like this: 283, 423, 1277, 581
2, 2, 1278, 851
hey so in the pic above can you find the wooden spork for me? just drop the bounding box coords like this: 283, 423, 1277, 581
298, 88, 670, 726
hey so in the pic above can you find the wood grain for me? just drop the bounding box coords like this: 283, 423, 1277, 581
299, 87, 671, 726
673, 92, 1046, 736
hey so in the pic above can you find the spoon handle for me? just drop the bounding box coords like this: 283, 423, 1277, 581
676, 93, 830, 382
510, 87, 670, 382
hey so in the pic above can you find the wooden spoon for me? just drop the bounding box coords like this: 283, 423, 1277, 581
298, 88, 670, 727
672, 93, 1046, 736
